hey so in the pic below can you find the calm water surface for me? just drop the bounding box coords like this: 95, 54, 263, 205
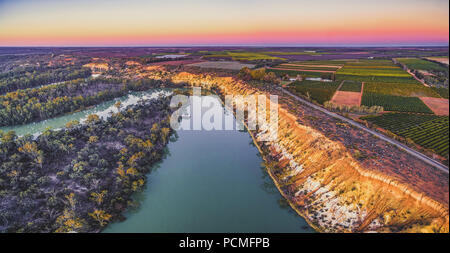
3, 90, 313, 233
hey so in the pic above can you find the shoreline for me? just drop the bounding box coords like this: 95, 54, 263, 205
214, 90, 322, 232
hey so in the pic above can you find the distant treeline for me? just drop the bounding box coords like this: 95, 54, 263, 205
0, 66, 92, 94
0, 77, 165, 126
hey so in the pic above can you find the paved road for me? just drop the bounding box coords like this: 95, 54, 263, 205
279, 87, 449, 174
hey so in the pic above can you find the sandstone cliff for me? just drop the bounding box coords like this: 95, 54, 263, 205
170, 71, 449, 233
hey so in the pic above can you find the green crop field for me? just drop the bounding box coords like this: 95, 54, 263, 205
335, 59, 420, 84
432, 87, 449, 99
336, 74, 420, 84
267, 68, 334, 79
262, 51, 328, 56
363, 82, 440, 97
287, 60, 346, 66
362, 113, 449, 157
201, 51, 284, 61
337, 68, 410, 77
361, 92, 434, 113
339, 81, 362, 92
275, 64, 338, 71
396, 58, 449, 72
288, 80, 340, 104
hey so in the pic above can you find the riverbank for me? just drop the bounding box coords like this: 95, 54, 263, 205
0, 94, 174, 232
104, 95, 312, 233
170, 71, 448, 232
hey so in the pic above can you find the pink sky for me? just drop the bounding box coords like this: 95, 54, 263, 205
0, 0, 448, 46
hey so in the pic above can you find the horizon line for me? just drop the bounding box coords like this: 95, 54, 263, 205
0, 43, 449, 48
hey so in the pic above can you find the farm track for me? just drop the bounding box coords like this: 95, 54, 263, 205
359, 82, 364, 106
393, 59, 430, 87
330, 80, 345, 101
279, 87, 449, 174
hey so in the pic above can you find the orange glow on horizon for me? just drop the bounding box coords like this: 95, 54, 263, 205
0, 0, 448, 46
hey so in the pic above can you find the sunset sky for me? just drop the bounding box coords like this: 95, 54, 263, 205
0, 0, 448, 46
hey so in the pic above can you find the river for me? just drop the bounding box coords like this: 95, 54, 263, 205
1, 89, 313, 233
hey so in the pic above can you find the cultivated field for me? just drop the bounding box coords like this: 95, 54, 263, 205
187, 61, 255, 70
339, 81, 362, 92
426, 57, 449, 65
288, 80, 341, 104
396, 58, 449, 73
361, 92, 433, 113
267, 60, 343, 78
335, 59, 420, 83
330, 91, 361, 106
362, 113, 449, 157
420, 97, 449, 116
363, 82, 440, 97
200, 50, 284, 61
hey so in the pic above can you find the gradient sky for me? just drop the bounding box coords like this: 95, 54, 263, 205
0, 0, 448, 46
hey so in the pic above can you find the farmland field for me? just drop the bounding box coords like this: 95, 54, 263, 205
267, 68, 334, 78
336, 74, 419, 83
339, 81, 362, 92
267, 60, 342, 78
187, 61, 255, 70
361, 92, 434, 113
432, 87, 449, 99
363, 82, 440, 97
200, 50, 284, 61
362, 113, 449, 157
420, 97, 449, 116
286, 60, 346, 66
288, 80, 340, 104
396, 58, 449, 72
330, 91, 361, 106
272, 64, 338, 71
426, 57, 449, 65
336, 59, 420, 83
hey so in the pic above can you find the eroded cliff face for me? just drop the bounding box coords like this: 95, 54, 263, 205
169, 72, 449, 233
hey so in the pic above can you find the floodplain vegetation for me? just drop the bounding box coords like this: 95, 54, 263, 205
0, 77, 163, 126
0, 65, 91, 94
0, 98, 173, 232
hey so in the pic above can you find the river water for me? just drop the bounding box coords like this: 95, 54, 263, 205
2, 89, 313, 233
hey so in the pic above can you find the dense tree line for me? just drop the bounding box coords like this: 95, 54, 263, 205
237, 67, 280, 85
0, 77, 164, 126
0, 98, 173, 232
0, 66, 92, 94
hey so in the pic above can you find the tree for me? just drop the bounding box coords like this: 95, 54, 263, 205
89, 209, 112, 227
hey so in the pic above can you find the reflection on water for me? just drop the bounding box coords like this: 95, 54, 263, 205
0, 89, 170, 137
3, 89, 313, 233
104, 97, 313, 233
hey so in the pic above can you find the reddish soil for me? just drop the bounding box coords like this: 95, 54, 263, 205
331, 91, 361, 106
426, 57, 449, 65
420, 97, 449, 116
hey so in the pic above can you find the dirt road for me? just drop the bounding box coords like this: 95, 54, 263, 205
279, 87, 449, 174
